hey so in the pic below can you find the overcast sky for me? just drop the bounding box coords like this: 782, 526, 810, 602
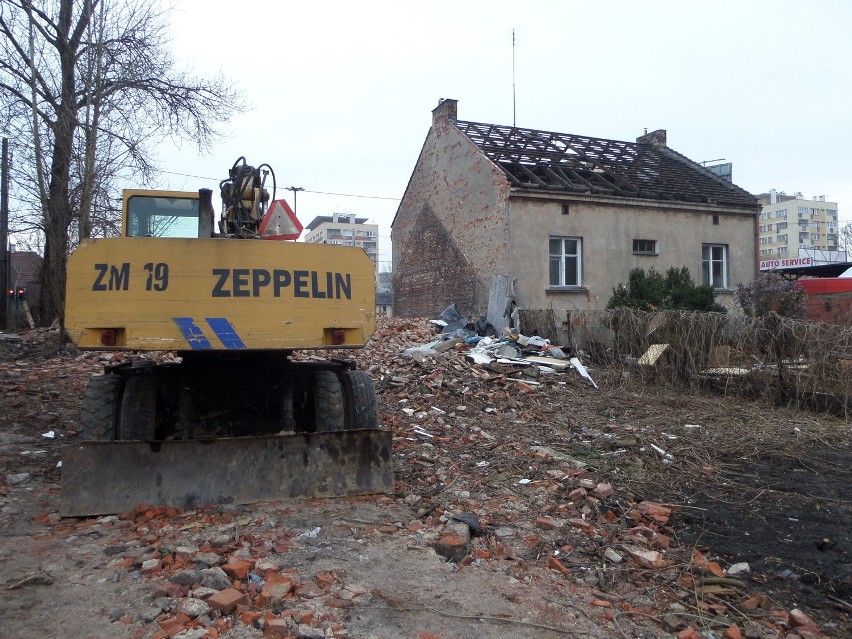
154, 0, 852, 271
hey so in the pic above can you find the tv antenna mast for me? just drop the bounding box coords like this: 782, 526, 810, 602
512, 29, 517, 127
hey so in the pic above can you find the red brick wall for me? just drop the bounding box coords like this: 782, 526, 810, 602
392, 112, 510, 318
393, 203, 477, 318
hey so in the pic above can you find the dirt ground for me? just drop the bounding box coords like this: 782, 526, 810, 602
0, 321, 849, 639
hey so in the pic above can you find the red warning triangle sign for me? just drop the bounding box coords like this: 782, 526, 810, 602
258, 199, 303, 240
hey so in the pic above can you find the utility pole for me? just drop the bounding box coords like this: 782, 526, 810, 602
286, 186, 304, 216
0, 138, 9, 331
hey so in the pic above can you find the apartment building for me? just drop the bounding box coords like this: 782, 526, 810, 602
757, 190, 840, 261
303, 213, 379, 266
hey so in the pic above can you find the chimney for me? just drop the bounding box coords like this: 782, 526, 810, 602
432, 98, 458, 126
332, 213, 339, 223
636, 129, 667, 147
770, 188, 777, 205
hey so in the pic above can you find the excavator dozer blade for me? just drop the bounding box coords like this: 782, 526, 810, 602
60, 430, 393, 517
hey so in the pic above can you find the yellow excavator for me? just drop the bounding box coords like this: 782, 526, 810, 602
60, 158, 392, 516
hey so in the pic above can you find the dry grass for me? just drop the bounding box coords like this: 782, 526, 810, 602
568, 309, 852, 417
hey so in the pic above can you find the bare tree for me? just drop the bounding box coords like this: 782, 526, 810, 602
0, 0, 244, 327
839, 222, 852, 257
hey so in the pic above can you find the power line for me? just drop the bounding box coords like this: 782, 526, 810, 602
307, 190, 400, 201
160, 171, 400, 201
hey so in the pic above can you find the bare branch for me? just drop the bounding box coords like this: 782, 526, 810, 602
0, 0, 244, 325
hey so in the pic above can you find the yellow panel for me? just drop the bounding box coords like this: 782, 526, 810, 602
65, 238, 377, 351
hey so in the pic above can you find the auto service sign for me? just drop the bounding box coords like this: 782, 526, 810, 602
759, 257, 812, 271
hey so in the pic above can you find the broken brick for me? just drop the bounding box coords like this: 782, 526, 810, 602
432, 522, 470, 562
263, 619, 292, 638
789, 609, 817, 628
637, 501, 672, 524
262, 572, 298, 600
207, 588, 248, 615
158, 613, 191, 638
547, 556, 570, 576
723, 623, 742, 639
221, 559, 254, 582
313, 570, 338, 591
621, 546, 673, 569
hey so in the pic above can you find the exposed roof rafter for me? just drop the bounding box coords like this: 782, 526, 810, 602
456, 120, 757, 208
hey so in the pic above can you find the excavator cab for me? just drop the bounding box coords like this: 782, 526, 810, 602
125, 191, 206, 238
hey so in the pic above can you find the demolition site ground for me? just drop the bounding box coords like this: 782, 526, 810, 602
0, 318, 849, 639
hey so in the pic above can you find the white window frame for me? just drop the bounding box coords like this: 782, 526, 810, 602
702, 244, 728, 289
549, 236, 582, 287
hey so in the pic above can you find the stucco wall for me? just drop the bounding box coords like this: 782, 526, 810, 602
392, 114, 510, 317
507, 195, 756, 311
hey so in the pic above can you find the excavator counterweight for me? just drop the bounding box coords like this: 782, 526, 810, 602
61, 160, 391, 517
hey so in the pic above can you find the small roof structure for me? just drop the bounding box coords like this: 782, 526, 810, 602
305, 215, 369, 231
10, 251, 42, 287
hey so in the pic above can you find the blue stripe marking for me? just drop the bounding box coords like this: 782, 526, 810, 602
172, 317, 211, 349
205, 317, 246, 349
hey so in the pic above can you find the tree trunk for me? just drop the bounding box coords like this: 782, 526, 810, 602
38, 0, 82, 328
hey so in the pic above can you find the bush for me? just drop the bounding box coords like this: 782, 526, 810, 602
735, 272, 806, 319
607, 266, 726, 313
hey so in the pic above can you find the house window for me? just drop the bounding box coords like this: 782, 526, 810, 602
549, 237, 582, 287
632, 239, 657, 255
702, 244, 728, 289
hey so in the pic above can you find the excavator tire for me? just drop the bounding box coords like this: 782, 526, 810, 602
342, 370, 379, 430
79, 375, 123, 441
118, 376, 159, 441
312, 370, 344, 432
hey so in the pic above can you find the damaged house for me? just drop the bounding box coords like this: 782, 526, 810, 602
391, 99, 759, 325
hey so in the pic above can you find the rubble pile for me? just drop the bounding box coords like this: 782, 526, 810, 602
315, 318, 844, 639
1, 320, 848, 639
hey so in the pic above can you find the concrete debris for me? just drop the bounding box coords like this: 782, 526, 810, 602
403, 309, 598, 388
6, 472, 31, 485
604, 547, 624, 563
726, 562, 751, 577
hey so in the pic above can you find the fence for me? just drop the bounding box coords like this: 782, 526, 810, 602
564, 309, 852, 416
